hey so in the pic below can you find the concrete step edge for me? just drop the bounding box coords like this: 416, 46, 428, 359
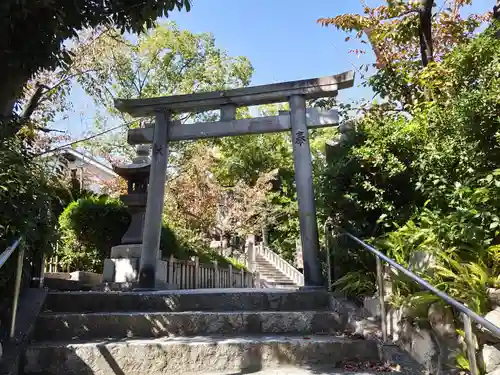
29, 334, 374, 347
34, 310, 356, 341
38, 310, 336, 318
25, 335, 382, 374
46, 289, 324, 296
258, 276, 292, 280
43, 289, 331, 313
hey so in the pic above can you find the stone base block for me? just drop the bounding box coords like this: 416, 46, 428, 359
102, 259, 115, 282
102, 258, 169, 287
69, 271, 102, 285
363, 296, 381, 317
110, 244, 143, 258
103, 258, 138, 283
114, 258, 139, 282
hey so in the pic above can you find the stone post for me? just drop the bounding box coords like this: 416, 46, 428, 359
194, 256, 200, 288
139, 111, 170, 289
214, 260, 219, 288
262, 227, 269, 248
289, 95, 323, 287
168, 254, 175, 286
247, 239, 255, 272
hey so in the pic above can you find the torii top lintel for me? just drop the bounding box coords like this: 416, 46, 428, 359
114, 71, 355, 118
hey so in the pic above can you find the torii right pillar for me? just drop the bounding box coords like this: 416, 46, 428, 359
289, 95, 323, 287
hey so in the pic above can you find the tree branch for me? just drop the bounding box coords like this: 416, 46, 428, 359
38, 68, 99, 104
418, 0, 435, 67
21, 83, 49, 120
33, 126, 65, 133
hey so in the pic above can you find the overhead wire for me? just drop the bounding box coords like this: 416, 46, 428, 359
34, 120, 138, 158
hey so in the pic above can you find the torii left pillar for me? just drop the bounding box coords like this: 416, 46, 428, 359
138, 110, 170, 289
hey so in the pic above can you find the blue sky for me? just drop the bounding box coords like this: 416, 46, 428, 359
54, 0, 494, 137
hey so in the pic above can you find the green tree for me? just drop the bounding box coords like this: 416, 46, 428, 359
212, 103, 337, 260
72, 22, 253, 165
323, 16, 500, 333
319, 0, 490, 105
0, 0, 191, 122
62, 22, 260, 252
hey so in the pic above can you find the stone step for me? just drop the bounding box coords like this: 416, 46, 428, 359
35, 311, 347, 341
261, 281, 299, 289
198, 370, 394, 375
255, 262, 284, 267
258, 274, 291, 281
255, 265, 295, 273
255, 262, 283, 268
258, 276, 294, 282
257, 269, 288, 278
255, 259, 292, 268
257, 272, 292, 278
255, 261, 285, 265
43, 289, 330, 313
255, 267, 286, 272
260, 284, 299, 289
24, 335, 380, 375
260, 282, 296, 287
261, 278, 299, 288
256, 269, 289, 274
255, 267, 285, 272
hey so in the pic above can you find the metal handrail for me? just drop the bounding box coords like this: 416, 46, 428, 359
0, 238, 22, 268
0, 237, 24, 338
325, 225, 500, 375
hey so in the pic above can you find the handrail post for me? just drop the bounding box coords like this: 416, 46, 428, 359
10, 244, 25, 338
39, 252, 46, 288
329, 227, 500, 373
324, 220, 332, 292
463, 311, 479, 375
376, 256, 388, 343
342, 230, 500, 338
247, 240, 255, 272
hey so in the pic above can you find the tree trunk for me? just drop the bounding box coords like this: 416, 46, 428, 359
494, 0, 500, 20
418, 0, 434, 67
0, 70, 30, 119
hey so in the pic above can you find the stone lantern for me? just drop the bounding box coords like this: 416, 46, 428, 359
113, 145, 151, 245
102, 145, 151, 283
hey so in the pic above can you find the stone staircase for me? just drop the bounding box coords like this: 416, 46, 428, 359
21, 289, 417, 374
255, 253, 299, 289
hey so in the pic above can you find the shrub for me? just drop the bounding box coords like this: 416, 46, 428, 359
58, 196, 130, 271
0, 131, 68, 337
324, 26, 500, 372
57, 196, 191, 271
160, 225, 183, 259
323, 22, 500, 295
0, 136, 61, 257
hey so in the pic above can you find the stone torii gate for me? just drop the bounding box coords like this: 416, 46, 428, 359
114, 70, 355, 289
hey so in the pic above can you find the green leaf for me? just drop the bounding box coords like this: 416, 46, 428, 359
456, 353, 470, 370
